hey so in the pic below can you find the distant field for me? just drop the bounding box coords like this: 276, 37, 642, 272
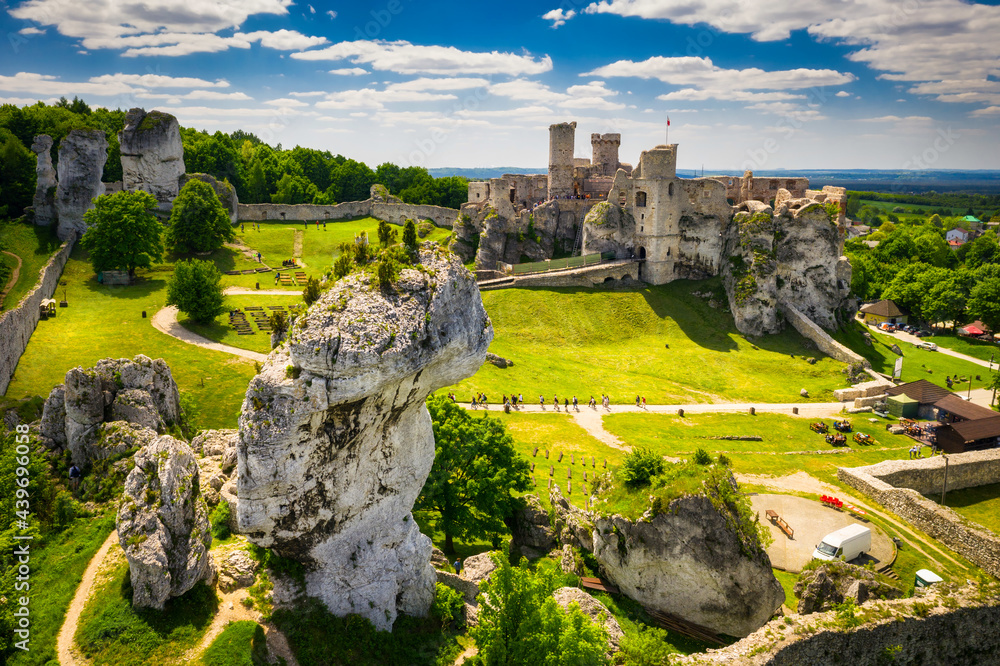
941, 482, 1000, 536
451, 280, 851, 405
0, 220, 61, 310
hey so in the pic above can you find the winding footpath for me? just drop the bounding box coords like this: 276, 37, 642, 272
57, 531, 119, 666
151, 306, 268, 363
0, 249, 22, 306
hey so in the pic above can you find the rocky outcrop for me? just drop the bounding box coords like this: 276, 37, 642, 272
117, 435, 213, 610
485, 352, 513, 369
370, 183, 401, 204
119, 108, 185, 207
55, 129, 107, 241
180, 173, 239, 224
509, 494, 557, 557
31, 134, 57, 226
91, 421, 157, 460
214, 545, 260, 593
794, 562, 902, 615
461, 552, 499, 586
237, 246, 492, 631
454, 198, 580, 270
552, 586, 624, 652
39, 355, 182, 465
592, 493, 783, 637
550, 485, 594, 552
722, 200, 850, 336
583, 202, 636, 259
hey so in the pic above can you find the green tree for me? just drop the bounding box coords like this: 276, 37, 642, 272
377, 219, 398, 249
989, 371, 1000, 408
303, 276, 321, 305
81, 190, 163, 278
271, 172, 312, 205
922, 274, 967, 330
968, 277, 1000, 333
469, 552, 608, 666
418, 397, 532, 554
0, 128, 35, 215
165, 179, 235, 254
166, 259, 225, 324
403, 219, 418, 251
963, 231, 1000, 270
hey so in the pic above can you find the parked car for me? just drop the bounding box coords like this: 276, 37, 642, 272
917, 341, 938, 351
914, 330, 932, 338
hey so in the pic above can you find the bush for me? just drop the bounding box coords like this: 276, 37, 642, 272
199, 620, 269, 666
431, 583, 465, 628
376, 254, 400, 290
377, 219, 398, 249
167, 259, 225, 324
302, 276, 321, 306
621, 447, 664, 488
692, 448, 713, 465
210, 501, 232, 541
717, 454, 732, 467
403, 219, 418, 250
619, 625, 680, 665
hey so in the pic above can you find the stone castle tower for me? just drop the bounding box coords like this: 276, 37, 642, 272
591, 133, 621, 177
628, 144, 682, 284
548, 121, 576, 199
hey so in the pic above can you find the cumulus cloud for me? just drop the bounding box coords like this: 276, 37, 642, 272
0, 71, 138, 96
328, 68, 369, 76
136, 90, 252, 101
542, 8, 576, 28
315, 88, 458, 110
326, 10, 338, 19
263, 97, 310, 107
488, 79, 625, 110
836, 91, 851, 97
89, 73, 231, 89
18, 27, 45, 35
292, 40, 553, 76
386, 77, 489, 92
971, 106, 1000, 117
581, 0, 1000, 110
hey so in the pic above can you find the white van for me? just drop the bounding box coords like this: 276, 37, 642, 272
813, 524, 871, 562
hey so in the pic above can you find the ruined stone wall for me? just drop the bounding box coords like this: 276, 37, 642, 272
712, 173, 810, 204
838, 450, 1000, 578
479, 260, 641, 291
0, 240, 73, 395
781, 303, 869, 366
548, 122, 576, 199
236, 200, 458, 227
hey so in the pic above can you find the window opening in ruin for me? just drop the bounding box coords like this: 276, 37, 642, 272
509, 189, 516, 203
618, 191, 627, 205
280, 212, 286, 220
769, 180, 778, 189
668, 183, 674, 196
639, 247, 646, 259
635, 191, 647, 207
640, 226, 643, 232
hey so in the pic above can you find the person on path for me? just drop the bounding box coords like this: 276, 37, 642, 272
519, 393, 523, 405
554, 394, 560, 412
564, 397, 569, 410
635, 395, 640, 408
573, 395, 578, 411
241, 223, 245, 232
304, 220, 308, 229
454, 559, 463, 577
642, 396, 647, 409
540, 395, 545, 410
589, 395, 596, 409
324, 221, 327, 230
471, 396, 478, 410
69, 464, 82, 492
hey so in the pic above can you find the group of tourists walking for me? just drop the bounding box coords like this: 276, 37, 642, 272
449, 390, 628, 413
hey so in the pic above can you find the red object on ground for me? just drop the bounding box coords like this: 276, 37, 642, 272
964, 325, 984, 335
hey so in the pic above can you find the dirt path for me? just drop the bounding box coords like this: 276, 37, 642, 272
57, 531, 119, 666
293, 230, 304, 266
0, 249, 23, 306
454, 644, 478, 665
151, 306, 267, 362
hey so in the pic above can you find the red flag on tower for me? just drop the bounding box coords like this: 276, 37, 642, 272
667, 117, 671, 126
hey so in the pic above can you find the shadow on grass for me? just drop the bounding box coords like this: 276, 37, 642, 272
941, 482, 1000, 510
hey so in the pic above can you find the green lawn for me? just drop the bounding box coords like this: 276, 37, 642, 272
6, 514, 116, 666
941, 482, 1000, 536
0, 219, 61, 311
180, 294, 303, 355
198, 620, 268, 666
773, 568, 799, 608
75, 561, 218, 666
835, 320, 990, 390
451, 280, 850, 405
928, 332, 999, 365
4, 245, 258, 430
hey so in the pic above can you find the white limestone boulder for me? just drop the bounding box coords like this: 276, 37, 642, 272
55, 129, 107, 241
552, 586, 624, 652
119, 108, 185, 207
31, 134, 57, 226
237, 245, 492, 631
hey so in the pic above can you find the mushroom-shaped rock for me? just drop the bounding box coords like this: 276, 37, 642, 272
119, 108, 185, 207
117, 435, 213, 610
237, 246, 493, 631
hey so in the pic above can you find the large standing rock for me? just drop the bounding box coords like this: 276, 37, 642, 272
552, 586, 624, 652
237, 246, 493, 631
92, 421, 157, 460
39, 355, 182, 465
509, 494, 557, 557
582, 201, 636, 259
119, 108, 185, 208
592, 493, 784, 637
31, 134, 57, 226
550, 485, 594, 552
55, 129, 107, 241
795, 562, 902, 615
117, 435, 213, 610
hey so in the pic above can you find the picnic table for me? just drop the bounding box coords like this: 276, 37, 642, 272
765, 509, 794, 538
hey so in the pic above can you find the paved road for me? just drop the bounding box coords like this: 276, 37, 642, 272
463, 401, 844, 417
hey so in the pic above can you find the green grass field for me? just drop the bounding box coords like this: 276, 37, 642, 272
941, 482, 1000, 536
0, 220, 61, 310
198, 620, 268, 666
452, 280, 850, 405
928, 332, 1000, 365
6, 514, 115, 666
180, 294, 303, 355
4, 246, 258, 430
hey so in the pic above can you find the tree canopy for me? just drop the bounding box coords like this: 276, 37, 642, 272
165, 179, 235, 254
80, 190, 163, 278
166, 259, 225, 324
417, 397, 532, 554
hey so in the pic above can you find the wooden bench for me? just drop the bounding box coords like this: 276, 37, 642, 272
580, 577, 620, 595
765, 510, 794, 538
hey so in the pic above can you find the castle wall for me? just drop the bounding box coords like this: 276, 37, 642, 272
712, 173, 809, 204
236, 200, 459, 227
0, 240, 73, 395
548, 122, 576, 199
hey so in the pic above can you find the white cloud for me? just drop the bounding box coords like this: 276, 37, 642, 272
328, 68, 369, 76
581, 0, 1000, 112
136, 90, 252, 101
292, 40, 553, 76
657, 89, 804, 103
386, 77, 489, 92
971, 106, 1000, 117
288, 90, 327, 97
0, 71, 137, 96
488, 79, 557, 101
237, 30, 328, 50
18, 27, 45, 35
308, 4, 315, 13
835, 91, 851, 97
488, 79, 625, 110
315, 88, 458, 110
0, 95, 59, 106
263, 97, 309, 107
89, 73, 230, 89
326, 10, 338, 19
542, 8, 576, 28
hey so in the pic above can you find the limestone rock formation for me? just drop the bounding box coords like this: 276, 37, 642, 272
31, 134, 57, 226
119, 108, 185, 207
582, 202, 635, 259
39, 355, 182, 465
237, 246, 493, 630
592, 494, 784, 637
485, 352, 513, 369
215, 546, 260, 593
509, 494, 557, 557
722, 200, 850, 336
370, 183, 401, 204
193, 429, 239, 458
180, 173, 239, 224
552, 586, 624, 652
794, 562, 902, 615
117, 435, 213, 610
550, 485, 594, 552
453, 199, 578, 270
461, 552, 499, 586
91, 421, 157, 460
55, 129, 107, 241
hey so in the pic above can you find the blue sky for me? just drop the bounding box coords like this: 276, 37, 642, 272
2, 0, 999, 170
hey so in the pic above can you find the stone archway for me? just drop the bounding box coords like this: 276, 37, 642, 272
639, 247, 646, 260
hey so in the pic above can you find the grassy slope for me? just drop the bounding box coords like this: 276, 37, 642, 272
452, 280, 848, 405
834, 320, 990, 389
5, 246, 257, 429
198, 620, 268, 666
181, 294, 304, 355
0, 220, 61, 310
7, 515, 116, 666
942, 482, 1000, 535
929, 332, 1000, 364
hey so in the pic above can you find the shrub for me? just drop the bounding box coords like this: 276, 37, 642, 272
166, 259, 225, 324
377, 219, 398, 249
376, 255, 400, 290
621, 447, 664, 488
333, 251, 353, 279
692, 448, 713, 465
431, 583, 465, 628
302, 276, 321, 306
210, 501, 231, 541
717, 454, 732, 467
403, 219, 418, 250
